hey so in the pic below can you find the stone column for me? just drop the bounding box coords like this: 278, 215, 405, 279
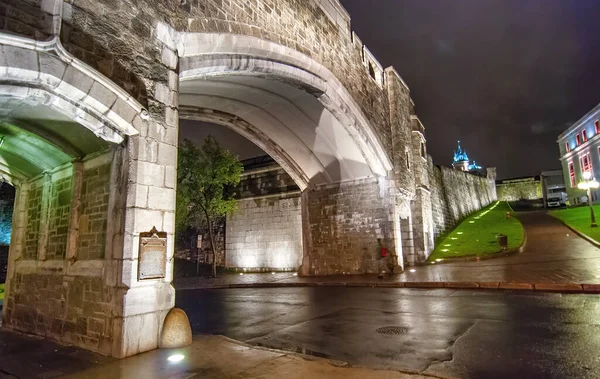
65, 160, 83, 261
36, 173, 52, 260
300, 178, 397, 275
107, 24, 180, 358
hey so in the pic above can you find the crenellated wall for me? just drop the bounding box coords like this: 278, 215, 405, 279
428, 160, 498, 239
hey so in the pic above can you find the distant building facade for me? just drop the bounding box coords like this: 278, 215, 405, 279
541, 169, 567, 206
557, 103, 600, 204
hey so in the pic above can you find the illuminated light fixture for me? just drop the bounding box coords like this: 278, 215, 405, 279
469, 221, 475, 224
436, 259, 443, 262
444, 244, 451, 247
451, 237, 458, 240
577, 171, 599, 227
293, 273, 298, 276
271, 272, 275, 275
167, 354, 185, 363
457, 232, 463, 235
441, 249, 449, 252
409, 269, 416, 273
431, 262, 435, 264
239, 273, 244, 276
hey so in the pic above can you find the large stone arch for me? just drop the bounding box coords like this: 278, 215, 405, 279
178, 32, 393, 190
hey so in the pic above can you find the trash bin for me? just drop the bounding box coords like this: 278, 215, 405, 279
496, 234, 508, 249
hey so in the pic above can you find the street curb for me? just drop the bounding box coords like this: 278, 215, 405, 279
178, 280, 600, 293
549, 215, 600, 248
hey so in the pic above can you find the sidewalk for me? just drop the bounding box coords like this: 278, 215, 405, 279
0, 328, 438, 378
174, 212, 600, 293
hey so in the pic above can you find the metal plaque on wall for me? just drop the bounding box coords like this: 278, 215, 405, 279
138, 226, 167, 280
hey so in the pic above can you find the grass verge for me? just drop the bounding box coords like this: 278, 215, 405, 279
549, 205, 600, 243
428, 201, 525, 262
0, 283, 4, 301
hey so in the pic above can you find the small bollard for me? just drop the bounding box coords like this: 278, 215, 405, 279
506, 212, 511, 219
496, 234, 508, 249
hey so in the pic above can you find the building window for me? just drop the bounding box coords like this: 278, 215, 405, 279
565, 142, 570, 153
583, 130, 588, 142
569, 162, 576, 187
596, 120, 599, 134
580, 152, 593, 176
420, 142, 426, 158
576, 134, 581, 146
406, 151, 410, 169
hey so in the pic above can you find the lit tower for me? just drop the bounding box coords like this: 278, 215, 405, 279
452, 140, 470, 171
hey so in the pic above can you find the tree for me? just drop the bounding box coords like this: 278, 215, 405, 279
176, 136, 243, 277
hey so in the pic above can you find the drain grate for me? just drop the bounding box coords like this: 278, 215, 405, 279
376, 326, 408, 335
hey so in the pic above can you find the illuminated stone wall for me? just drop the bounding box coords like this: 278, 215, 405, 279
226, 195, 302, 271
429, 161, 498, 239
225, 162, 302, 271
496, 177, 543, 201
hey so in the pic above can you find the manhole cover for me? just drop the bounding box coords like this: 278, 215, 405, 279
376, 326, 408, 335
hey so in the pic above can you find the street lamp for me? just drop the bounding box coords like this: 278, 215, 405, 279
577, 171, 599, 227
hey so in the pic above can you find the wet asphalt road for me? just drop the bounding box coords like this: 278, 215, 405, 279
176, 287, 600, 379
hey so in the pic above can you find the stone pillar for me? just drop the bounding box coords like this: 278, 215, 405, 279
106, 25, 180, 357
300, 178, 397, 275
36, 173, 52, 260
66, 160, 83, 261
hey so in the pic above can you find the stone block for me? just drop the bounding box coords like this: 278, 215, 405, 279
159, 308, 192, 349
147, 186, 175, 211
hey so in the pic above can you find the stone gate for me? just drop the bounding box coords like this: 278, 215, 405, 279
0, 0, 496, 358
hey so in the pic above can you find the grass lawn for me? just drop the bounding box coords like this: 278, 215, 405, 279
549, 205, 600, 242
0, 283, 4, 301
428, 201, 525, 262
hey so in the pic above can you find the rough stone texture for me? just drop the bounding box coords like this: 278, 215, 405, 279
46, 176, 72, 260
3, 272, 115, 355
77, 163, 111, 260
24, 182, 42, 260
428, 160, 498, 240
496, 177, 542, 201
303, 179, 395, 275
158, 307, 192, 349
226, 195, 302, 271
0, 0, 53, 40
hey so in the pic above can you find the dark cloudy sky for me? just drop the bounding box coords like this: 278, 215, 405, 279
341, 0, 600, 179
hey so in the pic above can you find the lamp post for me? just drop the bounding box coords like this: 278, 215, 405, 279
577, 171, 599, 227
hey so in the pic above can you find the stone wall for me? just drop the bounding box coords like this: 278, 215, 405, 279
428, 160, 497, 239
4, 272, 114, 354
302, 178, 395, 275
226, 195, 302, 271
77, 162, 111, 260
496, 177, 543, 201
3, 152, 119, 355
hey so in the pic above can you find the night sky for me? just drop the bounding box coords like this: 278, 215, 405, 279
341, 0, 600, 179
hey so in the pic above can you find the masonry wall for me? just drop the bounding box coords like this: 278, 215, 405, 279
428, 161, 497, 239
3, 152, 118, 355
496, 179, 543, 201
303, 178, 395, 275
226, 195, 302, 271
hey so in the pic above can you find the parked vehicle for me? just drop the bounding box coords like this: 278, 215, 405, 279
547, 197, 563, 208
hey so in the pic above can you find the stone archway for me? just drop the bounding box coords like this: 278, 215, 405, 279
177, 34, 400, 275
0, 34, 176, 359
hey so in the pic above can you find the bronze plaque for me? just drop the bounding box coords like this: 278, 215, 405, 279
138, 226, 167, 280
